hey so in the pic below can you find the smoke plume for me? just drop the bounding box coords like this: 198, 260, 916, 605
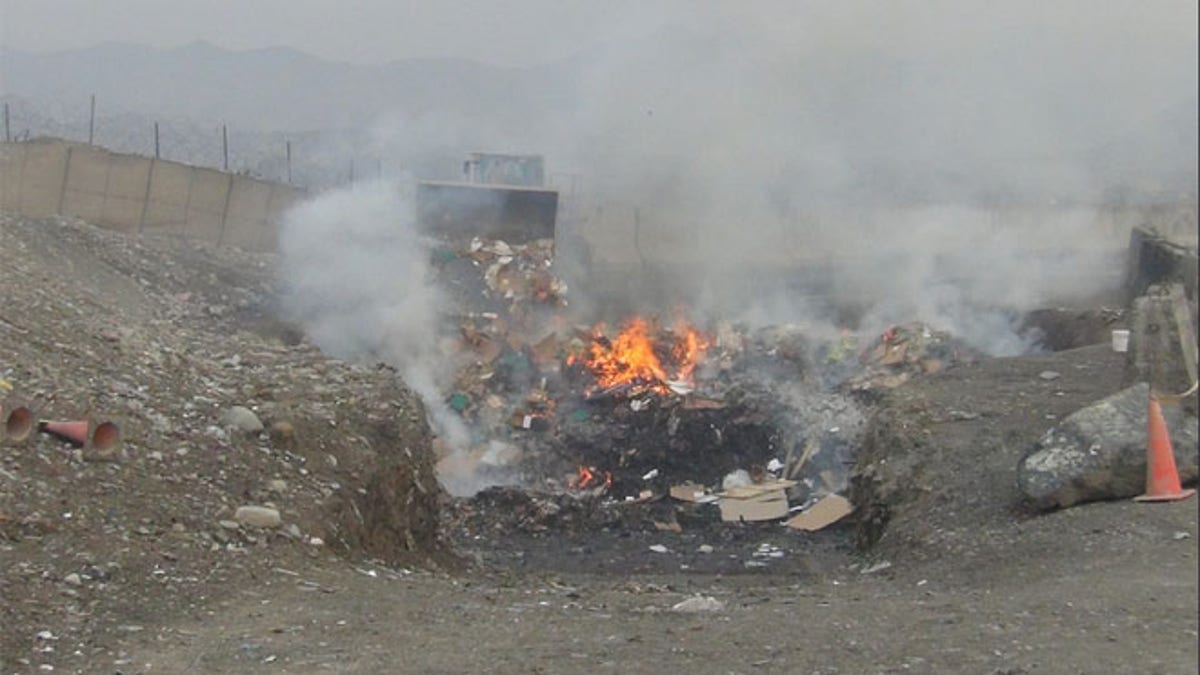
278, 181, 470, 451
276, 1, 1196, 495
543, 1, 1196, 351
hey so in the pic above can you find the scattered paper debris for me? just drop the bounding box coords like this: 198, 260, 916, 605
670, 482, 709, 502
720, 479, 797, 500
722, 469, 753, 490
860, 560, 893, 575
654, 520, 682, 534
719, 488, 790, 522
785, 493, 853, 531
671, 595, 725, 613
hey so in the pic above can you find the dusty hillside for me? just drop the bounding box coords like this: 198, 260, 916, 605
0, 214, 447, 668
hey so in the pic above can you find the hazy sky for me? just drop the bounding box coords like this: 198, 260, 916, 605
0, 0, 687, 66
3, 1, 1197, 68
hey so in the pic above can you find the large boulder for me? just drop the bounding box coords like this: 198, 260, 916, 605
1018, 383, 1198, 510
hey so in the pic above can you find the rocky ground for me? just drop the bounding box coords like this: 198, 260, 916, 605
1, 214, 1196, 674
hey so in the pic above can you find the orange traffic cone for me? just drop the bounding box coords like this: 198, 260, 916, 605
1, 403, 35, 444
1134, 396, 1196, 502
38, 417, 122, 457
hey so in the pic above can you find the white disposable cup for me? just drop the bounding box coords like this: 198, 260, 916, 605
1112, 329, 1130, 353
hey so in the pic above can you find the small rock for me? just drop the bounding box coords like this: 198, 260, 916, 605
221, 406, 264, 433
234, 506, 281, 529
308, 536, 325, 547
648, 544, 670, 554
284, 523, 302, 538
218, 520, 241, 531
697, 544, 714, 554
1173, 531, 1190, 540
1038, 370, 1061, 381
63, 573, 82, 586
860, 560, 893, 575
268, 420, 295, 447
671, 595, 725, 613
267, 479, 289, 494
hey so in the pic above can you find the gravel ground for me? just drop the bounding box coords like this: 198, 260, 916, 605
1, 214, 1195, 674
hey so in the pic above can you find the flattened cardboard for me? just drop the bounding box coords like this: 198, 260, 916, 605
719, 479, 797, 500
719, 489, 789, 522
785, 494, 853, 531
670, 483, 708, 502
531, 333, 560, 368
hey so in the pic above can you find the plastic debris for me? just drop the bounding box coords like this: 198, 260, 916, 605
671, 595, 725, 613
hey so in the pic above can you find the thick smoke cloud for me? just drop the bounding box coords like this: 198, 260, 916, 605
282, 0, 1197, 366
540, 0, 1197, 350
277, 1, 1195, 495
278, 181, 470, 450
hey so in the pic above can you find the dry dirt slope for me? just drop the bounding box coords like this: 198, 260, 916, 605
0, 214, 447, 672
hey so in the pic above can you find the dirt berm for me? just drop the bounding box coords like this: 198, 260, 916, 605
852, 340, 1196, 559
0, 215, 452, 667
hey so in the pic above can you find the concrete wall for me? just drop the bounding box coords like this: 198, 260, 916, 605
0, 138, 305, 251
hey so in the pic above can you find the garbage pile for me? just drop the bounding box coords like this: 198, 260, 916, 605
844, 322, 981, 392
430, 236, 566, 326
426, 235, 975, 531
436, 302, 866, 529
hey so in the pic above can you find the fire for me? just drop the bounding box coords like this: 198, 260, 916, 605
570, 316, 710, 396
569, 465, 612, 491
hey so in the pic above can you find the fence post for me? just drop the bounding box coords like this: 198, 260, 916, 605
138, 158, 156, 234
57, 146, 74, 214
217, 173, 234, 246
181, 167, 196, 237
154, 122, 160, 159
222, 125, 229, 172
88, 94, 95, 144
3, 103, 9, 143
285, 140, 292, 184
14, 138, 29, 211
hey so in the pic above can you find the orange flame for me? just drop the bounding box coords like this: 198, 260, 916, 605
569, 465, 612, 491
573, 316, 710, 396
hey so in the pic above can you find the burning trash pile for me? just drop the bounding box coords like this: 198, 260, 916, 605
426, 233, 979, 530
430, 235, 566, 325
843, 322, 982, 393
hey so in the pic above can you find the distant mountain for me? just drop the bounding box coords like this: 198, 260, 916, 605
0, 40, 577, 133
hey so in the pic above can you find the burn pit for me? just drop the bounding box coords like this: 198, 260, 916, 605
430, 234, 982, 526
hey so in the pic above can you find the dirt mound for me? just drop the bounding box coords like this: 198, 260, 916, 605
0, 214, 447, 665
850, 343, 1133, 555
1019, 307, 1126, 351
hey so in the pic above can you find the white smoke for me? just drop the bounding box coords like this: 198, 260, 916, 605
278, 180, 471, 452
